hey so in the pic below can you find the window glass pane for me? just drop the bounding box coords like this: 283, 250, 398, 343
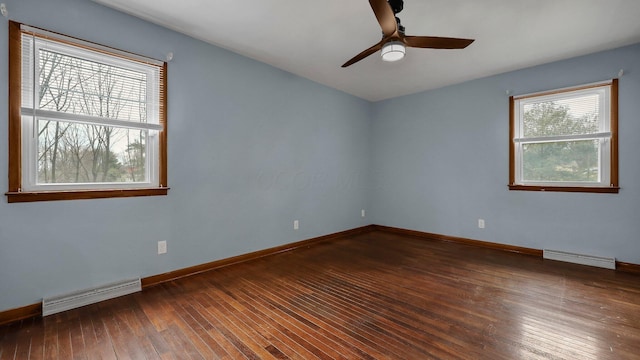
522, 140, 600, 182
522, 94, 599, 138
37, 48, 148, 124
37, 119, 147, 184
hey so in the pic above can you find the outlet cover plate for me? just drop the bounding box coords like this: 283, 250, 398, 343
158, 241, 167, 254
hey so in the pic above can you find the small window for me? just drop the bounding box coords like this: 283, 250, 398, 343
7, 21, 168, 202
509, 80, 618, 193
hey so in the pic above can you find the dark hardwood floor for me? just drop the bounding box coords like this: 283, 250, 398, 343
1, 230, 639, 359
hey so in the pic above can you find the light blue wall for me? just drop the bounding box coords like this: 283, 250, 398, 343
371, 43, 640, 265
2, 0, 639, 315
0, 0, 372, 311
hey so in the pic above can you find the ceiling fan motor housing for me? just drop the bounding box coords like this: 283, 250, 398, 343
388, 0, 404, 14
395, 17, 405, 34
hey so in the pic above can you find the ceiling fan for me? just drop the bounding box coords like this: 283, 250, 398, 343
342, 0, 474, 67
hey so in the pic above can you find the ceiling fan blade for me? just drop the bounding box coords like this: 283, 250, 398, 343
342, 41, 384, 68
369, 0, 397, 37
403, 36, 474, 49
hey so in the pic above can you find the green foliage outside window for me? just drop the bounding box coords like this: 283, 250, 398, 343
521, 102, 599, 182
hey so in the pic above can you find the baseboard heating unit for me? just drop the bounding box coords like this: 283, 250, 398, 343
42, 278, 141, 316
543, 249, 616, 270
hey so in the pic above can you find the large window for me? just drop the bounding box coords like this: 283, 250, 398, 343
7, 21, 168, 202
509, 80, 618, 193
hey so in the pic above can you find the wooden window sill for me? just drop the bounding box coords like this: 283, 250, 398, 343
508, 185, 619, 194
5, 188, 169, 203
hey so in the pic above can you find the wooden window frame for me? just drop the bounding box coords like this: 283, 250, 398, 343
6, 21, 168, 203
509, 80, 619, 194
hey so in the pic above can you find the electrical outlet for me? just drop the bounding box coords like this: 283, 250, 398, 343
478, 219, 485, 229
294, 220, 299, 230
361, 209, 366, 218
158, 241, 167, 254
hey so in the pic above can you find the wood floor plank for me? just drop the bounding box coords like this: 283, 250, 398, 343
168, 300, 225, 359
280, 253, 486, 355
114, 305, 162, 360
196, 290, 299, 358
55, 313, 73, 360
179, 303, 236, 359
239, 274, 427, 359
1, 230, 640, 359
289, 274, 479, 359
41, 317, 58, 360
26, 318, 44, 360
0, 321, 20, 360
88, 311, 118, 360
204, 281, 339, 360
210, 284, 361, 360
203, 283, 326, 360
130, 301, 177, 359
11, 318, 33, 360
178, 292, 248, 359
195, 292, 281, 360
68, 315, 86, 360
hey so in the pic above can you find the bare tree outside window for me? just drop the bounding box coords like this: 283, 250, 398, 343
36, 49, 148, 184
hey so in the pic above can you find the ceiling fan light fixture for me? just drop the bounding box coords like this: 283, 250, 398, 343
381, 41, 406, 62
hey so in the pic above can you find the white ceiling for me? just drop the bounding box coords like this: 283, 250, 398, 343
94, 0, 640, 102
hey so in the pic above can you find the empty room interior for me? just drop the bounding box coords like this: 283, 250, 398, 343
1, 0, 640, 358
